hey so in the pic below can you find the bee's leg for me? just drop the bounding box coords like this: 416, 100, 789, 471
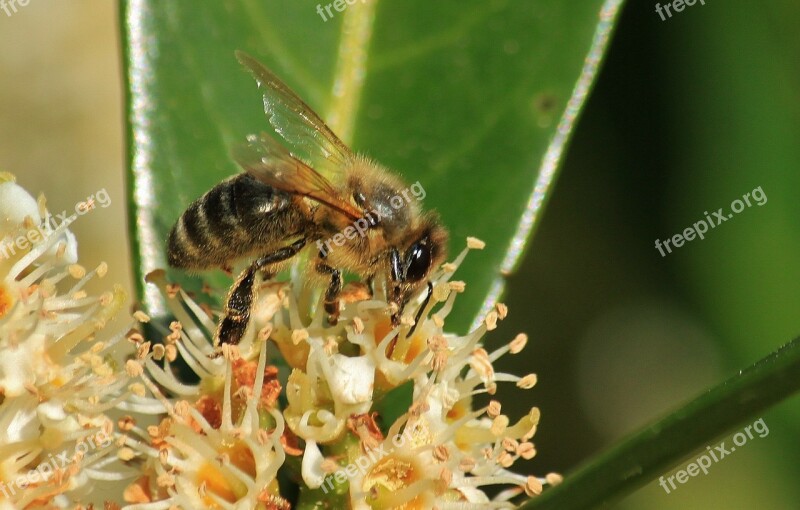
217, 264, 259, 347
216, 238, 307, 347
407, 281, 433, 336
389, 248, 403, 326
365, 275, 375, 298
316, 261, 342, 325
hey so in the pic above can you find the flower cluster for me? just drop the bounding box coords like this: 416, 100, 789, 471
0, 176, 559, 509
0, 174, 131, 508
120, 237, 561, 509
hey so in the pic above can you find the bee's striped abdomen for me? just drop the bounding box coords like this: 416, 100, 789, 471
167, 173, 305, 270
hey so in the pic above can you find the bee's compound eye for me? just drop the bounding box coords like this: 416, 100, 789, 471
404, 242, 431, 282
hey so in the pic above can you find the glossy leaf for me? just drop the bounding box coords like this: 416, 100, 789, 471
121, 0, 624, 330
523, 336, 800, 509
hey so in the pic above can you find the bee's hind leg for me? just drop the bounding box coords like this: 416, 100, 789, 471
216, 264, 259, 347
315, 261, 342, 325
216, 238, 307, 347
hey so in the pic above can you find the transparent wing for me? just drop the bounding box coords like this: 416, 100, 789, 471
232, 133, 362, 221
236, 50, 354, 177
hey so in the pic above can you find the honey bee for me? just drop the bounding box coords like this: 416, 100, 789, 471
167, 51, 448, 346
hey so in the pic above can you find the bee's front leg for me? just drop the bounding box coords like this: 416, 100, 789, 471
216, 238, 307, 348
407, 281, 433, 336
315, 260, 342, 325
389, 247, 403, 326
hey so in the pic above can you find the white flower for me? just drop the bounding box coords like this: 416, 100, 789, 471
119, 271, 289, 509
117, 224, 558, 509
0, 175, 129, 507
0, 172, 77, 270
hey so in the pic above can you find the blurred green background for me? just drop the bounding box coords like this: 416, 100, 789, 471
1, 1, 798, 509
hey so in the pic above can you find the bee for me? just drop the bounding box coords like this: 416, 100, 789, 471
167, 51, 448, 347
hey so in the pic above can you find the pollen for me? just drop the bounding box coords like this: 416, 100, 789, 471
466, 236, 486, 250
495, 302, 508, 319
68, 264, 86, 279
487, 400, 502, 418
484, 310, 498, 330
546, 472, 564, 486
518, 442, 537, 460
510, 333, 528, 354
491, 415, 510, 436
526, 475, 544, 496
133, 310, 151, 323
363, 455, 425, 509
448, 281, 466, 293
0, 282, 13, 318
196, 462, 243, 504
517, 373, 538, 389
432, 283, 450, 302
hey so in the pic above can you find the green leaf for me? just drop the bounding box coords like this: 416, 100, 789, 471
522, 336, 800, 510
120, 0, 624, 330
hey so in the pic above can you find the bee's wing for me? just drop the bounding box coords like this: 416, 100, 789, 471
236, 50, 354, 175
233, 133, 362, 221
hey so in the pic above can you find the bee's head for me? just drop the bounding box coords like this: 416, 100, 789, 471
388, 214, 448, 324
